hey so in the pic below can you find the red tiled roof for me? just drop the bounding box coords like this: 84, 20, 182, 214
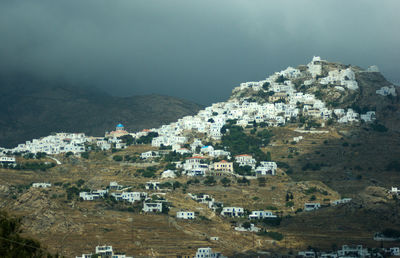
186, 156, 205, 159
234, 154, 252, 157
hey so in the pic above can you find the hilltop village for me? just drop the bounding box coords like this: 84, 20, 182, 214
1, 57, 400, 257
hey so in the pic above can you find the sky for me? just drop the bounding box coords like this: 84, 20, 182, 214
0, 0, 399, 105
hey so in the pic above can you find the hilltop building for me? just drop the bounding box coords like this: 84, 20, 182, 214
106, 123, 129, 138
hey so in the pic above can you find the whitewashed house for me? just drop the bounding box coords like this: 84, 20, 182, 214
331, 198, 352, 206
161, 170, 176, 179
140, 151, 159, 159
0, 156, 16, 164
304, 202, 321, 211
235, 223, 260, 232
194, 247, 225, 258
32, 183, 51, 188
109, 181, 122, 190
255, 161, 277, 176
376, 86, 397, 96
234, 154, 256, 169
142, 202, 163, 213
176, 211, 195, 219
220, 207, 244, 217
248, 210, 277, 219
145, 181, 160, 190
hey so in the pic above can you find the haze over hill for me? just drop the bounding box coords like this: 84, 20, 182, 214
0, 73, 203, 148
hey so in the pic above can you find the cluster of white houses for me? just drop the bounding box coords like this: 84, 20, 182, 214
78, 181, 169, 213
142, 152, 278, 177
2, 125, 129, 155
188, 193, 224, 212
1, 57, 388, 160
144, 56, 379, 153
10, 133, 88, 154
76, 245, 133, 258
298, 245, 400, 258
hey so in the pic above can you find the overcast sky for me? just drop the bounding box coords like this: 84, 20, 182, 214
0, 0, 399, 104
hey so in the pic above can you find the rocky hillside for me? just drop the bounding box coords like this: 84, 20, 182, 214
0, 73, 203, 148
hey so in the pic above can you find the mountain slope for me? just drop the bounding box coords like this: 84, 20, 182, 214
0, 73, 203, 148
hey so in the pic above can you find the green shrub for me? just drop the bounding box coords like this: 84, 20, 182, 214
286, 201, 294, 207
258, 231, 284, 241
113, 155, 123, 162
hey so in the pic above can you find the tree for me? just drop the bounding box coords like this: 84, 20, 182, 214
242, 221, 251, 229
136, 132, 159, 144
262, 81, 270, 91
76, 179, 85, 188
165, 163, 176, 170
275, 75, 286, 83
204, 176, 216, 186
220, 177, 231, 187
172, 181, 182, 190
237, 177, 250, 185
113, 155, 123, 162
119, 135, 134, 146
81, 152, 89, 159
0, 211, 53, 257
66, 186, 80, 200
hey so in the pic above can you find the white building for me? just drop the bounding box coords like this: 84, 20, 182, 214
140, 151, 160, 159
0, 156, 16, 164
304, 203, 321, 211
194, 247, 226, 258
235, 223, 260, 232
112, 192, 147, 203
161, 170, 176, 179
248, 210, 277, 219
376, 86, 397, 96
331, 198, 352, 206
142, 202, 163, 213
145, 181, 160, 190
234, 154, 256, 169
255, 161, 277, 176
176, 211, 195, 219
220, 207, 244, 217
80, 189, 108, 200
32, 183, 51, 188
109, 181, 122, 190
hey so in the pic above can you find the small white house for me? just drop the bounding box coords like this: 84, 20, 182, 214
176, 211, 195, 219
194, 247, 225, 258
161, 170, 176, 179
112, 192, 147, 203
331, 198, 352, 206
109, 181, 122, 190
140, 151, 159, 159
255, 161, 277, 176
0, 156, 16, 164
304, 202, 321, 211
142, 202, 163, 213
145, 181, 160, 190
235, 223, 260, 232
220, 207, 244, 217
32, 183, 51, 188
95, 246, 113, 256
234, 154, 256, 169
248, 210, 277, 219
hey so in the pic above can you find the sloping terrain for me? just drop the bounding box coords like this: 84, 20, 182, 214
0, 73, 203, 148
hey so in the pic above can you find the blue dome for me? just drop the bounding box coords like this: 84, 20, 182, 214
116, 124, 124, 128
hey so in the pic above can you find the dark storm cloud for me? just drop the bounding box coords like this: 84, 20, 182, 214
0, 0, 399, 104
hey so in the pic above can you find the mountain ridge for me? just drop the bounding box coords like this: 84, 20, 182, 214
0, 73, 203, 148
